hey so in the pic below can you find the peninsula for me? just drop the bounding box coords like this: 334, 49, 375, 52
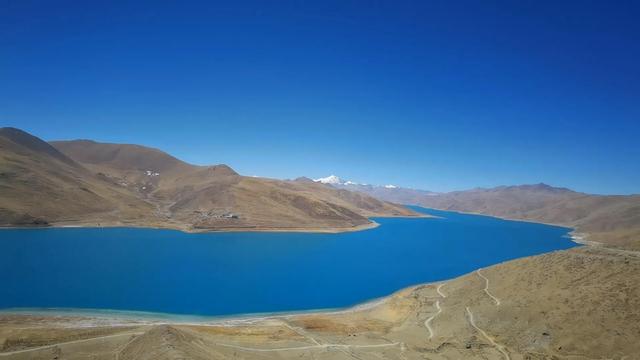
0, 127, 421, 233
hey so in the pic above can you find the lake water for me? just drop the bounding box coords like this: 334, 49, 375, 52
0, 207, 576, 317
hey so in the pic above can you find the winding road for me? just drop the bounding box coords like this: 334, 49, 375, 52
424, 300, 442, 339
422, 282, 448, 340
477, 269, 501, 305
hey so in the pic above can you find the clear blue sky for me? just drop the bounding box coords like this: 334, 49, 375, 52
2, 1, 639, 194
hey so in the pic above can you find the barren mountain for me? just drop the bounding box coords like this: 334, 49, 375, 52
0, 127, 419, 232
50, 139, 419, 231
0, 128, 154, 226
335, 183, 440, 205
417, 184, 640, 250
319, 178, 640, 250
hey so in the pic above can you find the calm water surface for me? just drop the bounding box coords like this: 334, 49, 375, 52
0, 207, 576, 316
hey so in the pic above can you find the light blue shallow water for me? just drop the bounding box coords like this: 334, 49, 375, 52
0, 207, 576, 317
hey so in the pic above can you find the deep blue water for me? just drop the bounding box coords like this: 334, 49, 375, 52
0, 207, 576, 317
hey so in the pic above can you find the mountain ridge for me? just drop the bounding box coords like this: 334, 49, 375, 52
315, 174, 640, 249
0, 128, 156, 227
0, 127, 79, 167
0, 128, 420, 232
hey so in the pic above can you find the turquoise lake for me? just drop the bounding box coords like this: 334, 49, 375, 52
0, 207, 576, 317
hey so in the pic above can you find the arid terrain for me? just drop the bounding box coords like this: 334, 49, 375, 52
0, 127, 420, 232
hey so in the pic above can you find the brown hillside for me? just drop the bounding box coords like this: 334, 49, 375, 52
0, 128, 419, 232
50, 139, 419, 231
418, 184, 640, 249
0, 128, 155, 227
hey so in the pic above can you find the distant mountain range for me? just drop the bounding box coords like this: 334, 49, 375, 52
2, 127, 637, 248
313, 175, 640, 250
0, 128, 419, 232
313, 175, 440, 205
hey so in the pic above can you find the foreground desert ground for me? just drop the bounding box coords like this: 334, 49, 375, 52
2, 243, 638, 360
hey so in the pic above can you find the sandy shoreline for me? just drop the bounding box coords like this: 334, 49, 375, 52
567, 231, 600, 246
0, 221, 380, 234
421, 207, 574, 229
0, 213, 431, 235
0, 288, 403, 327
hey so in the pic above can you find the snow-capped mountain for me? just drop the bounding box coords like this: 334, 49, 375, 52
312, 175, 369, 186
313, 175, 343, 184
311, 175, 439, 205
